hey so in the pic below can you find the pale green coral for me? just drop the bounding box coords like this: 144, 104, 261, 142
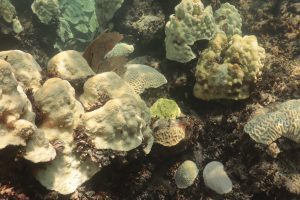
55, 0, 99, 50
214, 3, 242, 37
165, 0, 216, 63
150, 98, 181, 119
31, 0, 99, 50
193, 32, 265, 100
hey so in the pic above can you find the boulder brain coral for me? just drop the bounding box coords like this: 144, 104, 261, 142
244, 99, 300, 145
193, 32, 266, 100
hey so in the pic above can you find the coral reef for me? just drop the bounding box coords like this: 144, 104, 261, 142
31, 0, 99, 50
33, 78, 98, 194
0, 0, 299, 199
193, 32, 266, 100
55, 0, 99, 50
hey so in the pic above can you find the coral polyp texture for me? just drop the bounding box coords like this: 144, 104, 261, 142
152, 119, 186, 147
193, 32, 266, 100
165, 0, 216, 63
150, 98, 181, 119
244, 99, 300, 145
175, 160, 199, 189
123, 64, 167, 94
214, 3, 242, 37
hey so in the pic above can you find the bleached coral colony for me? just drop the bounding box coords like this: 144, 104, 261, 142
0, 49, 162, 194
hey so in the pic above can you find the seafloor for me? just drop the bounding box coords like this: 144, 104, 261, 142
0, 0, 299, 199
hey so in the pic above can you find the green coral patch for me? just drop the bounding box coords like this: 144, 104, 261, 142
150, 98, 181, 119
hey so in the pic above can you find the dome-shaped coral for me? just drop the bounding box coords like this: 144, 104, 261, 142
175, 160, 199, 188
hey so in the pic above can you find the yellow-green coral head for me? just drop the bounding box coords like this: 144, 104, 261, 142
150, 98, 181, 119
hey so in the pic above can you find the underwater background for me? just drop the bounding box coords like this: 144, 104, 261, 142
0, 0, 299, 199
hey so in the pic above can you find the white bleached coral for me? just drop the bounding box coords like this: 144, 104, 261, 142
24, 129, 56, 163
0, 50, 42, 92
79, 71, 134, 111
203, 161, 233, 194
81, 94, 151, 151
104, 42, 134, 59
123, 64, 167, 94
34, 78, 84, 129
79, 72, 154, 153
33, 77, 99, 194
47, 50, 95, 81
165, 0, 216, 63
0, 59, 36, 149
